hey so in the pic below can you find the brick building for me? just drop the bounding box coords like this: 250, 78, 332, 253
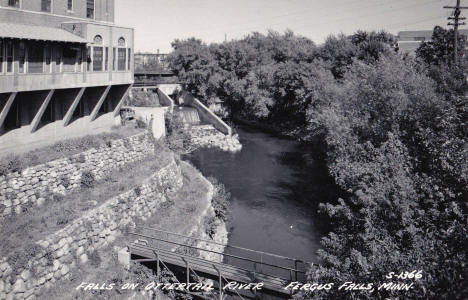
0, 0, 134, 152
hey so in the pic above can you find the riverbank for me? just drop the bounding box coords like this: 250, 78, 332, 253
38, 160, 229, 300
0, 123, 231, 299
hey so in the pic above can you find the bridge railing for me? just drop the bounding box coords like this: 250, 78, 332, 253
128, 227, 311, 283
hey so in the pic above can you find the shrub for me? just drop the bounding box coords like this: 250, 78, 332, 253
134, 186, 141, 196
203, 216, 218, 239
88, 250, 102, 267
52, 193, 64, 202
59, 175, 71, 188
80, 170, 95, 188
136, 117, 147, 129
75, 153, 86, 163
0, 154, 24, 176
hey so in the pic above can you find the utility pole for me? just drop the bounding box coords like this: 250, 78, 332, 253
444, 0, 468, 65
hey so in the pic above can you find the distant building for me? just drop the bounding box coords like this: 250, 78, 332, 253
0, 0, 134, 152
397, 29, 468, 54
134, 52, 169, 71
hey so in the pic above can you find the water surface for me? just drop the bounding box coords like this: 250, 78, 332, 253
187, 126, 336, 267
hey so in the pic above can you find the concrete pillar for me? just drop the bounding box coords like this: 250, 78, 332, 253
90, 85, 111, 121
30, 89, 55, 133
63, 87, 86, 126
112, 84, 132, 117
0, 92, 17, 129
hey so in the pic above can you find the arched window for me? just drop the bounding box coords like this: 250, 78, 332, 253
93, 35, 103, 44
117, 37, 126, 47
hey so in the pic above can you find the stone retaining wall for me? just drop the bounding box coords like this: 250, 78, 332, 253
0, 132, 154, 218
0, 156, 183, 300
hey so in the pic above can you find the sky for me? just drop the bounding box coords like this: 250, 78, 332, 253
115, 0, 457, 53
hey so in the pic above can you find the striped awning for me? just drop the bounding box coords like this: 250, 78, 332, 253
0, 22, 87, 43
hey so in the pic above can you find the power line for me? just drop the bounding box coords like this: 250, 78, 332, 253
444, 0, 468, 64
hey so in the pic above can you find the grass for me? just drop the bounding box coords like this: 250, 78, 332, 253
0, 151, 173, 260
0, 126, 143, 176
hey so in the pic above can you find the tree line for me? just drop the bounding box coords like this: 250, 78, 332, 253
166, 27, 467, 299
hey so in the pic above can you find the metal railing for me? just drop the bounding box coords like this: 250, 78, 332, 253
128, 227, 311, 283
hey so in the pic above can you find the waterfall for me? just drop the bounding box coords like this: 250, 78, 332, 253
177, 107, 201, 125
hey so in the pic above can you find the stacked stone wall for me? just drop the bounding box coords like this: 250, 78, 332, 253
0, 132, 154, 218
0, 156, 183, 300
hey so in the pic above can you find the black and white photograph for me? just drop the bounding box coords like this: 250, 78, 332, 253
0, 0, 466, 299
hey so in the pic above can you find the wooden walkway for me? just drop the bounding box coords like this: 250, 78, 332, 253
127, 228, 311, 299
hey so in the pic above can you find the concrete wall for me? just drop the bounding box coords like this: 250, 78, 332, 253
132, 107, 168, 139
181, 92, 232, 136
0, 154, 183, 300
0, 132, 153, 218
156, 83, 181, 96
156, 88, 174, 111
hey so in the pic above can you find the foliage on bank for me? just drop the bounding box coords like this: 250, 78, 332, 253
167, 27, 467, 299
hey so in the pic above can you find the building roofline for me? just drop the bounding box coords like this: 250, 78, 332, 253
0, 6, 116, 26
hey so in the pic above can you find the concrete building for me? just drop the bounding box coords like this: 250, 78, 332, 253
0, 0, 134, 152
134, 52, 169, 71
397, 29, 468, 54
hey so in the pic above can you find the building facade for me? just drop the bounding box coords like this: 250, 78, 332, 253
0, 0, 134, 152
397, 29, 468, 54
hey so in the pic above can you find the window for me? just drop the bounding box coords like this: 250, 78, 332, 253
45, 45, 52, 72
104, 47, 108, 71
87, 0, 94, 19
0, 40, 3, 73
18, 42, 25, 73
118, 37, 126, 47
41, 0, 51, 12
93, 35, 103, 44
118, 48, 126, 71
63, 46, 77, 72
414, 37, 426, 41
28, 43, 44, 74
53, 45, 62, 73
67, 0, 73, 11
93, 46, 103, 71
112, 47, 116, 71
127, 48, 131, 70
86, 46, 91, 71
6, 41, 13, 73
8, 0, 20, 8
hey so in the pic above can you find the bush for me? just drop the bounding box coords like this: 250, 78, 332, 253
136, 117, 147, 129
203, 216, 218, 239
208, 177, 231, 222
80, 170, 95, 188
59, 175, 71, 188
0, 154, 24, 176
88, 250, 102, 267
126, 90, 161, 107
134, 186, 141, 196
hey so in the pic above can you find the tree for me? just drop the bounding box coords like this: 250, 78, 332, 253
416, 26, 468, 98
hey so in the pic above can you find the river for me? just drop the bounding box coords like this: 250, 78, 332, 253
187, 126, 337, 268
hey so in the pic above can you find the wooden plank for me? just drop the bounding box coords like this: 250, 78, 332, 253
90, 85, 111, 121
30, 89, 55, 133
63, 87, 85, 127
0, 92, 17, 129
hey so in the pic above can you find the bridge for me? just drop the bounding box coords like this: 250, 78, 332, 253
133, 71, 181, 89
127, 227, 311, 300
